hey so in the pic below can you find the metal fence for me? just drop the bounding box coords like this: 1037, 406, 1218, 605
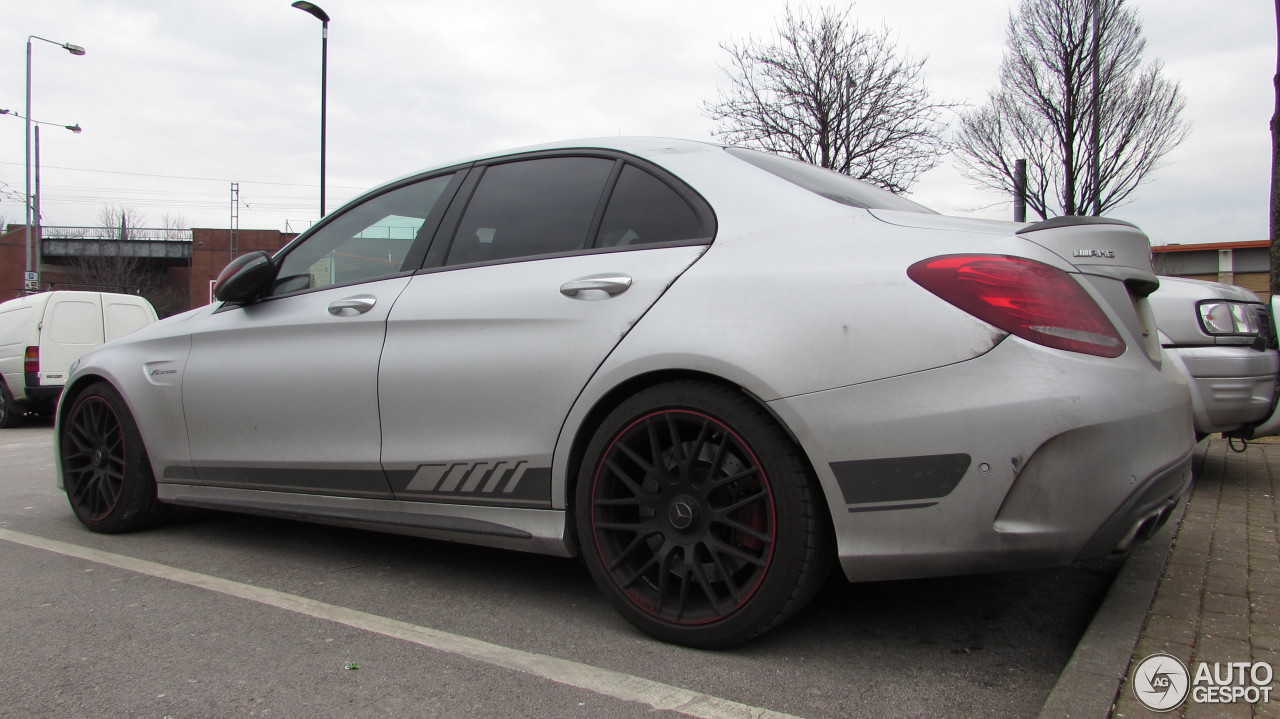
40, 225, 194, 243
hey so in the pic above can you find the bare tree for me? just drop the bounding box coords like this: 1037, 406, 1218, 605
160, 212, 189, 241
703, 4, 951, 194
955, 0, 1189, 219
57, 205, 185, 315
63, 251, 161, 295
93, 205, 148, 240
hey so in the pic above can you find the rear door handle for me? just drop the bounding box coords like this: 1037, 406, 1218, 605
559, 274, 632, 298
328, 295, 377, 316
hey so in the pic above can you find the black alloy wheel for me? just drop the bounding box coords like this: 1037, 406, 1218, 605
576, 381, 830, 648
61, 382, 168, 533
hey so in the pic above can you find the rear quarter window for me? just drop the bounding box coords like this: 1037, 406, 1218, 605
596, 164, 704, 248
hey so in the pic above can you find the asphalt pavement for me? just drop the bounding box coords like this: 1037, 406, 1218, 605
10, 424, 1270, 718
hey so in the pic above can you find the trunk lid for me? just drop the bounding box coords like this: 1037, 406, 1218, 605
1015, 216, 1162, 364
1015, 216, 1157, 287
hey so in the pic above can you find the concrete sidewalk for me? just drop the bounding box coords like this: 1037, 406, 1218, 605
1041, 438, 1280, 718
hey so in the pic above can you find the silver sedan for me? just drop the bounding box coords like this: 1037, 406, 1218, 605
56, 138, 1195, 647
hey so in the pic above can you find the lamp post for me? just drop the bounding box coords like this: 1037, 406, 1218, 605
26, 35, 85, 292
4, 108, 80, 292
291, 1, 329, 218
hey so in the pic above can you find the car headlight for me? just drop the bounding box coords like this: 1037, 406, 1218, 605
1199, 301, 1261, 336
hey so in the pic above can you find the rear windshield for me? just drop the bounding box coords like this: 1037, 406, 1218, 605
725, 147, 937, 214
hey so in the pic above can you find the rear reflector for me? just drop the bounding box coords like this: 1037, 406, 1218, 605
907, 254, 1126, 358
24, 346, 39, 373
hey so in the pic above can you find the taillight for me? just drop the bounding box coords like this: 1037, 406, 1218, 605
907, 254, 1126, 358
24, 346, 39, 373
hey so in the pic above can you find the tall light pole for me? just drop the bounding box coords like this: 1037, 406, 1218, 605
26, 35, 85, 292
291, 1, 330, 217
4, 109, 80, 287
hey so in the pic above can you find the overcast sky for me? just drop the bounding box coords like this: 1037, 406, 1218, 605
1, 0, 1273, 246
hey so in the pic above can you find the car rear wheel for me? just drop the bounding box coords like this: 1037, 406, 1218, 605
0, 381, 22, 428
61, 382, 169, 533
575, 381, 831, 647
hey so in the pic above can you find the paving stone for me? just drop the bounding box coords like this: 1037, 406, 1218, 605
1184, 696, 1254, 718
1146, 615, 1201, 646
1203, 592, 1250, 617
1200, 613, 1251, 642
1107, 439, 1279, 719
1136, 636, 1195, 667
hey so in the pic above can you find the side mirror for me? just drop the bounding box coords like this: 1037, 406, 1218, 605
213, 251, 276, 303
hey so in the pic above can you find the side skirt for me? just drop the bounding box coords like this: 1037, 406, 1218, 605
156, 483, 574, 557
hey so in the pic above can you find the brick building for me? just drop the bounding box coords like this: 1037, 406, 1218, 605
1, 224, 296, 315
1151, 240, 1271, 300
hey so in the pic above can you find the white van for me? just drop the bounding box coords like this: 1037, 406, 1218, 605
0, 291, 158, 427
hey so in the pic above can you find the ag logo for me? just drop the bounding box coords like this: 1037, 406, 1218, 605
1134, 653, 1190, 712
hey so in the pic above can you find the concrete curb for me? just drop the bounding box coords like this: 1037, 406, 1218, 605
1036, 445, 1207, 719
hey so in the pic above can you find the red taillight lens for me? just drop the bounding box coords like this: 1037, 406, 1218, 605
24, 346, 39, 373
907, 254, 1126, 358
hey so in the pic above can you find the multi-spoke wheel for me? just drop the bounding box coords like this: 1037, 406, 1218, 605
61, 382, 168, 533
576, 381, 831, 647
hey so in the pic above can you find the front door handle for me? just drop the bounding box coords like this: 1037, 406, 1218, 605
328, 295, 377, 316
559, 274, 633, 298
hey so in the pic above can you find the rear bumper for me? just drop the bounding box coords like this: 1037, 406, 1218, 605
1075, 453, 1191, 560
1165, 345, 1278, 434
26, 386, 62, 402
769, 337, 1195, 583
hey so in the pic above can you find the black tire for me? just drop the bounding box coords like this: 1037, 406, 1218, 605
61, 382, 169, 533
0, 381, 23, 429
575, 381, 832, 648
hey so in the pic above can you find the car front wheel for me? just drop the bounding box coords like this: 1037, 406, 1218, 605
575, 381, 831, 648
61, 382, 169, 533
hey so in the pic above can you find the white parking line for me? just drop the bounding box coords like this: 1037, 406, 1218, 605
0, 527, 802, 719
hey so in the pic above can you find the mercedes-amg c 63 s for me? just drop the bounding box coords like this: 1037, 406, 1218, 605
56, 137, 1195, 647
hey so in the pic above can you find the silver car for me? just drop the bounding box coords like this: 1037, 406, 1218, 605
1149, 276, 1280, 438
56, 138, 1194, 647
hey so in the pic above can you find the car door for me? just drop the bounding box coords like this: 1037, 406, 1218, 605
378, 155, 714, 507
178, 173, 461, 498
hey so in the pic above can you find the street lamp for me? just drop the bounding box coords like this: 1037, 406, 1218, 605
291, 1, 329, 217
26, 35, 85, 292
4, 109, 81, 290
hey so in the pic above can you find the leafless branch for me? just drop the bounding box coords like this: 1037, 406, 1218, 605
703, 4, 953, 193
954, 0, 1189, 218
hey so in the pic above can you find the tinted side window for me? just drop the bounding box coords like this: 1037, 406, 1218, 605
597, 164, 703, 248
272, 174, 455, 295
446, 157, 614, 266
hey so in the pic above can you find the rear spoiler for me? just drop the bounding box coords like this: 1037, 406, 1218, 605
1016, 216, 1139, 235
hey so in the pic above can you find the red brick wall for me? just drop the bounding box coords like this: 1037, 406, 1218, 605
189, 229, 296, 308
0, 225, 296, 310
0, 225, 30, 303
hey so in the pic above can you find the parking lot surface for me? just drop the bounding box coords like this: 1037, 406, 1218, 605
1, 424, 1119, 718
